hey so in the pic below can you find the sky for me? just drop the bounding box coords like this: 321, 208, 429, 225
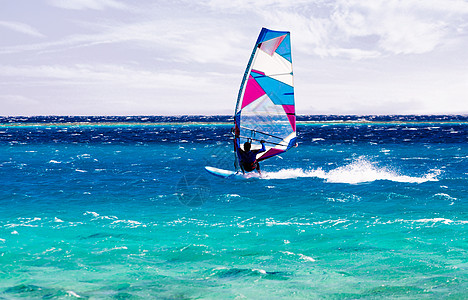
1, 0, 467, 116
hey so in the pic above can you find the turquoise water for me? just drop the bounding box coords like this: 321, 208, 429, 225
0, 117, 467, 298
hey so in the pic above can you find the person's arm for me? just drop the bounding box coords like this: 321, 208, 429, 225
254, 140, 266, 154
260, 140, 266, 152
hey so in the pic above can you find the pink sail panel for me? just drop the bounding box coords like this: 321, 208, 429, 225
283, 105, 296, 131
287, 114, 296, 131
258, 148, 285, 161
260, 35, 286, 56
241, 75, 266, 109
282, 105, 295, 114
251, 69, 265, 75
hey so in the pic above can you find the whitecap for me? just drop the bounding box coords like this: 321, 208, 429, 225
42, 247, 60, 254
111, 220, 144, 227
94, 246, 128, 254
383, 218, 468, 225
5, 217, 41, 228
84, 211, 99, 217
98, 215, 118, 220
281, 251, 316, 262
299, 253, 316, 262
66, 291, 82, 298
413, 218, 468, 225
432, 193, 457, 202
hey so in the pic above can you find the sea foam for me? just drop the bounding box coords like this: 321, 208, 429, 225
262, 158, 439, 184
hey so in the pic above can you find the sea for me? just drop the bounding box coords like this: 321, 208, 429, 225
0, 115, 466, 299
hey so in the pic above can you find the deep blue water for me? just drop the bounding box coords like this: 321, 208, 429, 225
0, 116, 467, 299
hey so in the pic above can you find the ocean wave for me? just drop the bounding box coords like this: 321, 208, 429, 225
93, 246, 128, 254
281, 251, 316, 262
111, 219, 145, 228
207, 267, 290, 280
432, 193, 457, 202
262, 158, 439, 184
5, 217, 42, 228
48, 160, 61, 164
412, 218, 468, 225
66, 291, 82, 298
376, 218, 468, 226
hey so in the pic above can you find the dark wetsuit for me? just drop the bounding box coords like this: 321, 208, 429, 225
238, 143, 266, 172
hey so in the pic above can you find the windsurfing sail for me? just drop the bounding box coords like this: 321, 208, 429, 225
234, 28, 296, 168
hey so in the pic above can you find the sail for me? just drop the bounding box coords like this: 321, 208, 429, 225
234, 28, 296, 164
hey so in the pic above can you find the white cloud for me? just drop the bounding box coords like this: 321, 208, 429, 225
47, 0, 128, 10
0, 64, 215, 90
0, 63, 235, 115
204, 0, 307, 12
330, 0, 450, 55
205, 0, 468, 58
0, 21, 45, 38
0, 17, 249, 70
329, 0, 468, 56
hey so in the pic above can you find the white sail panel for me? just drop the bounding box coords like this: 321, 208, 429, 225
253, 50, 293, 87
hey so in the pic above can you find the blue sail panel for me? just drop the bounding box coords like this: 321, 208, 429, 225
275, 34, 292, 62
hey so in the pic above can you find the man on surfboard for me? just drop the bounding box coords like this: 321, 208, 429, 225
237, 140, 266, 175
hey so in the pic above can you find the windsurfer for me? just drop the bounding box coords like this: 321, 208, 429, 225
237, 140, 266, 174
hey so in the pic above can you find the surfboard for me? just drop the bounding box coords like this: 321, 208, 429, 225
204, 166, 263, 179
204, 166, 236, 178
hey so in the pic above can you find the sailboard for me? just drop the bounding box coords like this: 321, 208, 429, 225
204, 166, 260, 179
206, 27, 297, 177
204, 166, 236, 178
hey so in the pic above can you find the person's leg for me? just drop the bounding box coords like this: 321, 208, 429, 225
255, 163, 261, 175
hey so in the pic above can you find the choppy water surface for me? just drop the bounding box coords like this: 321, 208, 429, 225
0, 116, 466, 299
